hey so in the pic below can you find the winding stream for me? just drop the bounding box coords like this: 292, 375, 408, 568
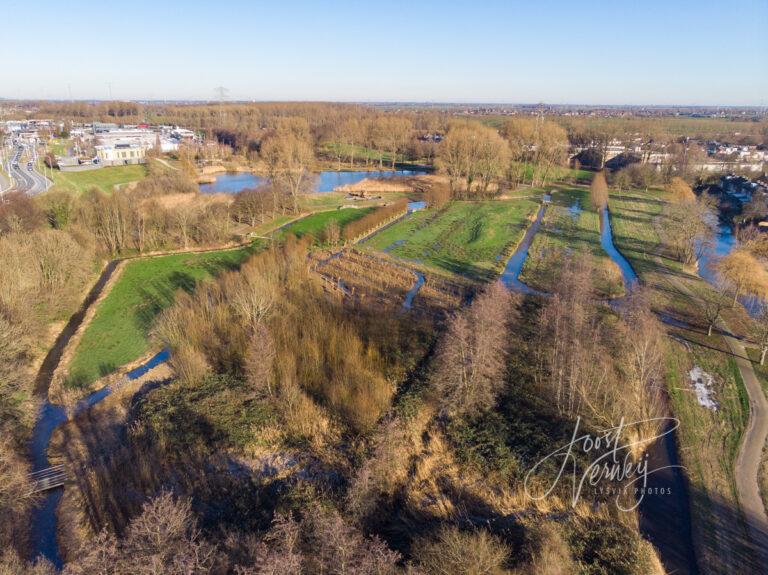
500, 203, 547, 295
698, 219, 760, 316
29, 349, 170, 568
402, 272, 425, 309
599, 207, 639, 291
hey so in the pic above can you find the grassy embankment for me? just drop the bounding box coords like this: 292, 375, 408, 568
519, 186, 624, 297
364, 199, 539, 280
277, 207, 374, 242
609, 187, 752, 572
48, 164, 149, 194
65, 246, 258, 390
300, 190, 409, 212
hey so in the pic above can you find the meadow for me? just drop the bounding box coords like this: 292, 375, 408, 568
278, 207, 374, 242
364, 199, 539, 279
48, 164, 148, 194
65, 246, 256, 389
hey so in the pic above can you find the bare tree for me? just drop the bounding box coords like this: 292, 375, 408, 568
64, 492, 218, 575
502, 117, 568, 187
431, 281, 517, 416
437, 123, 510, 196
659, 198, 712, 266
261, 131, 315, 214
717, 248, 768, 307
244, 324, 276, 397
590, 170, 609, 210
701, 281, 731, 336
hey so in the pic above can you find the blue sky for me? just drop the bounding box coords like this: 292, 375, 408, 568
1, 0, 766, 105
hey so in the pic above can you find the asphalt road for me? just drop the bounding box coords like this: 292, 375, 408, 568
6, 143, 50, 195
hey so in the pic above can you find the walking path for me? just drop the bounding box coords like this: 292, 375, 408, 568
726, 332, 768, 561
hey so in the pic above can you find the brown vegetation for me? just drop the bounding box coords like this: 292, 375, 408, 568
341, 200, 408, 242
589, 170, 609, 210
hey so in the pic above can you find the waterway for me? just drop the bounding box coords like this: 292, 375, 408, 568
500, 202, 548, 295
698, 219, 759, 316
29, 349, 171, 568
402, 272, 425, 309
599, 207, 639, 292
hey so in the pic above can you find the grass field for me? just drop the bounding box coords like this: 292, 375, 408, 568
519, 187, 623, 297
278, 207, 374, 243
509, 162, 593, 184
65, 246, 258, 389
364, 200, 539, 279
300, 190, 409, 212
47, 138, 72, 156
49, 164, 148, 194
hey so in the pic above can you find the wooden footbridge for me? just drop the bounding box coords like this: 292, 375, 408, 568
28, 464, 68, 494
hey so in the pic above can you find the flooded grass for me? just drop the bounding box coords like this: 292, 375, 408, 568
518, 187, 624, 297
363, 199, 539, 280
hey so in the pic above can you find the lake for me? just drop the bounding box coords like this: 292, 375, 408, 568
200, 168, 429, 194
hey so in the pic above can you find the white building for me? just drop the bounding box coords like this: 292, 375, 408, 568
95, 143, 146, 166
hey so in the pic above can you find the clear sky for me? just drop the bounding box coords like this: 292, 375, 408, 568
1, 0, 766, 105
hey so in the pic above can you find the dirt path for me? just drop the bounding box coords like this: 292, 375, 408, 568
154, 158, 179, 171
725, 333, 768, 562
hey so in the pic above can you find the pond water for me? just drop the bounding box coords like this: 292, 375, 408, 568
29, 349, 171, 568
697, 219, 760, 316
200, 168, 430, 195
200, 172, 266, 194
407, 200, 426, 213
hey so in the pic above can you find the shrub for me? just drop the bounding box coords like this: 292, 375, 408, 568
568, 517, 650, 575
412, 525, 510, 575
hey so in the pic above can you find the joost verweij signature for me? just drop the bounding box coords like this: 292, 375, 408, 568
524, 416, 683, 511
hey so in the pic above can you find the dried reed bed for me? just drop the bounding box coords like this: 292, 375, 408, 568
314, 249, 469, 315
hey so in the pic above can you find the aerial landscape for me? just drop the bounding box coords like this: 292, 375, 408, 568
1, 1, 768, 574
